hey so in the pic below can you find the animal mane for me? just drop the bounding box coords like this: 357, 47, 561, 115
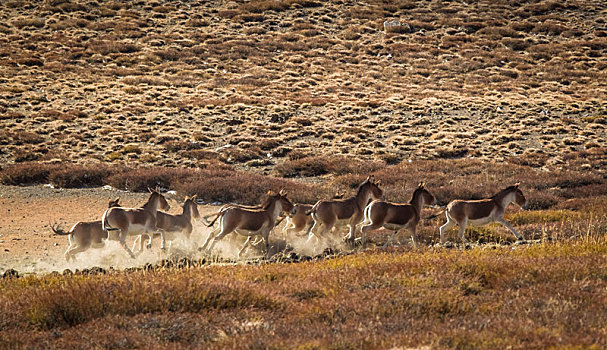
491, 185, 518, 200
409, 187, 423, 204
355, 178, 370, 197
261, 195, 273, 210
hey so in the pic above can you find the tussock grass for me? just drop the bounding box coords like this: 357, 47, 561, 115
1, 241, 606, 347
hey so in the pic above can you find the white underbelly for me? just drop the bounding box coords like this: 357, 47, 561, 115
235, 227, 265, 236
127, 224, 148, 235
383, 223, 406, 231
468, 217, 494, 226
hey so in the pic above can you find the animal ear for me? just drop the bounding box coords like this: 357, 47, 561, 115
376, 179, 382, 186
279, 189, 287, 196
514, 182, 520, 188
191, 194, 197, 201
267, 190, 275, 196
148, 187, 152, 193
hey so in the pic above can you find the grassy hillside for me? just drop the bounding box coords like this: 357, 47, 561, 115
0, 0, 605, 171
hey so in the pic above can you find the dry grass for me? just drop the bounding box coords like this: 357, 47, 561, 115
0, 0, 605, 171
1, 239, 606, 348
1, 1, 606, 345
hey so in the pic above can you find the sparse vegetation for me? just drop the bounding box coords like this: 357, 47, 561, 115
1, 240, 606, 348
1, 0, 607, 347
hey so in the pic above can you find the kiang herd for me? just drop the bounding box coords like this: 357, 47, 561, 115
50, 176, 528, 262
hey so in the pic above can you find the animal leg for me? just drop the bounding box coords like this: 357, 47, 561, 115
345, 214, 363, 243
131, 235, 141, 253
238, 236, 253, 258
206, 230, 230, 254
383, 230, 399, 249
159, 231, 166, 250
117, 230, 136, 259
439, 214, 456, 243
361, 221, 382, 247
457, 219, 469, 244
282, 218, 293, 239
297, 221, 314, 237
306, 220, 322, 243
64, 237, 74, 262
409, 226, 418, 249
65, 245, 86, 262
262, 230, 271, 257
497, 218, 524, 241
199, 225, 221, 251
121, 240, 136, 259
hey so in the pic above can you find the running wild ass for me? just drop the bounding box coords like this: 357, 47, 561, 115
51, 198, 121, 261
102, 188, 170, 258
200, 190, 294, 258
439, 183, 527, 243
282, 192, 345, 238
133, 195, 200, 252
306, 176, 383, 245
360, 183, 436, 248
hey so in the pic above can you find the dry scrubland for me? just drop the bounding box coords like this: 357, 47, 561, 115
1, 0, 607, 348
0, 0, 605, 168
1, 242, 607, 348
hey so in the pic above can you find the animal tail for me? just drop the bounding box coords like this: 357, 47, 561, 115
201, 212, 219, 226
305, 202, 319, 216
205, 209, 227, 227
102, 209, 119, 231
49, 222, 70, 235
425, 206, 447, 220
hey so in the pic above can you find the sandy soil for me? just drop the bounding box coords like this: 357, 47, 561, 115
0, 185, 216, 274
0, 184, 330, 274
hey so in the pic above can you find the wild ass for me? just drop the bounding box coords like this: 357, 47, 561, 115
282, 192, 345, 238
439, 183, 527, 243
133, 195, 200, 253
102, 188, 170, 258
51, 198, 121, 261
306, 176, 383, 245
359, 183, 435, 248
200, 190, 294, 258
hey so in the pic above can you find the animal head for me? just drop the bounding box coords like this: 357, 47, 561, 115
511, 183, 527, 209
108, 197, 121, 208
414, 182, 436, 206
184, 195, 200, 219
267, 189, 294, 213
149, 188, 170, 211
361, 175, 384, 200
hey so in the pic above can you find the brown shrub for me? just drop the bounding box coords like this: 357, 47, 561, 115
88, 41, 139, 54
12, 18, 45, 29
48, 165, 114, 188
177, 173, 325, 205
12, 131, 44, 145
105, 167, 198, 192
0, 162, 59, 185
275, 156, 384, 178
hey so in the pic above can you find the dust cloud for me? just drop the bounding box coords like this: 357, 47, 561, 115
6, 220, 345, 275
